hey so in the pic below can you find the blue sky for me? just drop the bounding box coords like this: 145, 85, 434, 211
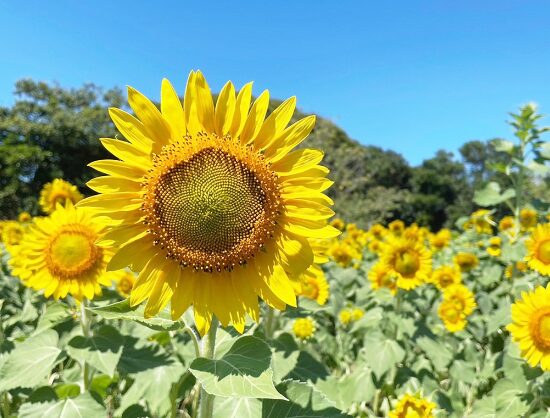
1, 0, 549, 165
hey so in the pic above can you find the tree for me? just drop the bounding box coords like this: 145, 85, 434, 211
0, 80, 124, 217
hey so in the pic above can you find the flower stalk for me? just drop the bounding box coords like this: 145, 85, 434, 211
197, 316, 219, 418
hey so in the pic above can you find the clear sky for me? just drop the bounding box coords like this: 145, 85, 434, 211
1, 0, 549, 165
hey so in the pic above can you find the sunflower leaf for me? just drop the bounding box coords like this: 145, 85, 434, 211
66, 325, 124, 377
189, 335, 285, 399
18, 393, 105, 418
0, 329, 63, 391
88, 299, 185, 331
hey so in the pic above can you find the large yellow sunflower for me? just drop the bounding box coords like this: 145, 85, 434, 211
78, 71, 337, 335
380, 238, 432, 290
525, 223, 550, 276
389, 393, 436, 418
507, 284, 550, 370
39, 179, 83, 214
10, 203, 115, 301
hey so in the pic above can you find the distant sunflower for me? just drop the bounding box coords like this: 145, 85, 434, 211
78, 71, 337, 335
1, 221, 25, 253
499, 216, 515, 232
10, 203, 115, 301
429, 228, 451, 251
114, 270, 136, 298
368, 262, 398, 295
39, 179, 83, 214
330, 218, 345, 231
519, 207, 538, 230
389, 393, 436, 418
430, 265, 461, 290
381, 238, 432, 290
388, 220, 405, 236
351, 307, 364, 321
18, 212, 31, 223
328, 239, 361, 267
298, 265, 329, 305
442, 284, 476, 316
293, 317, 315, 340
486, 236, 502, 257
507, 284, 550, 370
339, 309, 353, 325
525, 223, 550, 276
438, 300, 467, 332
453, 252, 479, 273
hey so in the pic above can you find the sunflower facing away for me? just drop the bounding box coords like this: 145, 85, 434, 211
39, 179, 84, 214
525, 223, 550, 276
10, 203, 115, 301
507, 284, 550, 370
78, 71, 338, 335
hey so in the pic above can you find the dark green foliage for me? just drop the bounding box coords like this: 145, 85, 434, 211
0, 80, 124, 218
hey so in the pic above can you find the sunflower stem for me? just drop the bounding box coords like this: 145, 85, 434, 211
2, 392, 9, 418
264, 307, 275, 339
197, 316, 219, 418
79, 299, 92, 391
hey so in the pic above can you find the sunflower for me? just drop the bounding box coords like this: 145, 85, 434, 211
438, 300, 467, 332
389, 393, 436, 418
429, 228, 451, 251
430, 265, 461, 290
525, 223, 550, 276
520, 207, 538, 230
351, 307, 364, 321
9, 203, 115, 301
298, 265, 329, 305
442, 284, 476, 316
486, 236, 502, 257
368, 223, 386, 240
39, 179, 83, 214
293, 317, 315, 340
339, 309, 353, 325
381, 238, 432, 290
330, 218, 345, 231
453, 252, 479, 273
499, 216, 515, 232
1, 221, 25, 252
507, 284, 550, 370
467, 209, 493, 234
388, 220, 405, 236
368, 262, 398, 295
78, 71, 337, 335
328, 239, 361, 267
18, 212, 31, 223
114, 270, 136, 298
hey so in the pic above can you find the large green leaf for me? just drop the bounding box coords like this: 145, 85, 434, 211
214, 397, 262, 418
33, 302, 71, 336
117, 360, 185, 417
67, 325, 124, 377
362, 332, 405, 378
416, 336, 453, 373
190, 335, 284, 399
0, 329, 63, 391
262, 380, 351, 418
88, 299, 185, 331
18, 393, 105, 418
473, 182, 515, 207
316, 368, 375, 411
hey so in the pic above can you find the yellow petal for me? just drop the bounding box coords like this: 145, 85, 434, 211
240, 90, 269, 144
127, 86, 172, 148
88, 159, 146, 178
109, 108, 153, 152
255, 96, 296, 149
161, 78, 186, 138
214, 81, 236, 135
107, 232, 154, 271
265, 115, 316, 161
193, 71, 216, 132
273, 149, 324, 175
86, 176, 142, 194
229, 82, 253, 138
99, 138, 150, 166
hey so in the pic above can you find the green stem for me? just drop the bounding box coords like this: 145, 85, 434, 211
2, 392, 9, 418
197, 317, 219, 418
80, 300, 92, 391
264, 307, 275, 339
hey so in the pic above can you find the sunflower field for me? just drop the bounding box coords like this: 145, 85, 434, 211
1, 73, 550, 418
